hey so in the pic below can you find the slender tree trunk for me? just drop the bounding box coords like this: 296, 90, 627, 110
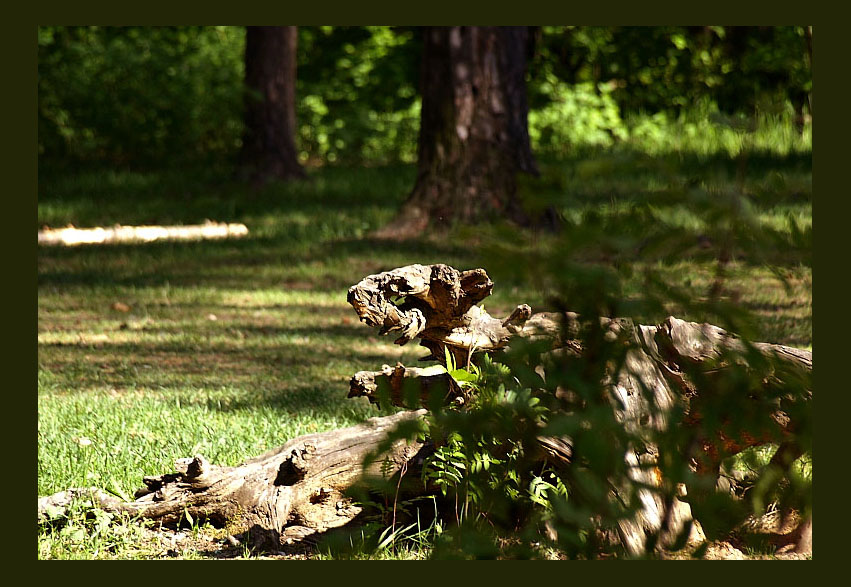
805, 26, 813, 122
240, 26, 306, 184
376, 26, 541, 238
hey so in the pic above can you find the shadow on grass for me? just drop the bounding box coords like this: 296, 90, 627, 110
37, 231, 484, 292
38, 152, 811, 289
38, 163, 417, 225
39, 322, 424, 416
39, 156, 811, 412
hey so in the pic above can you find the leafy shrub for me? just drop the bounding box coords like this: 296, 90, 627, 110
296, 26, 421, 165
529, 80, 628, 155
38, 26, 811, 169
38, 26, 245, 168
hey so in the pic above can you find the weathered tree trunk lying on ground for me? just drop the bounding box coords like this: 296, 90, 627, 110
38, 264, 811, 556
39, 410, 427, 546
348, 316, 812, 554
346, 264, 812, 555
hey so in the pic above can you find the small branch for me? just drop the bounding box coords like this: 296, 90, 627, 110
349, 363, 462, 408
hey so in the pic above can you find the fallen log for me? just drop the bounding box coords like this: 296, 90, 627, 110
348, 292, 810, 467
39, 410, 427, 546
38, 264, 811, 557
346, 264, 812, 556
349, 363, 464, 408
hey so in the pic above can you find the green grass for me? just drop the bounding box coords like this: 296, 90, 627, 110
38, 136, 811, 558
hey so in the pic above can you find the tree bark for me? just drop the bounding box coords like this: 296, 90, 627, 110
38, 264, 811, 557
240, 26, 306, 185
39, 410, 427, 547
38, 221, 248, 246
374, 27, 541, 239
346, 264, 812, 555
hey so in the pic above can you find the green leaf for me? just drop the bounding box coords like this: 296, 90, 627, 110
449, 368, 477, 383
444, 346, 456, 372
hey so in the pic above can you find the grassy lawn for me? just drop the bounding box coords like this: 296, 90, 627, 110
37, 145, 811, 559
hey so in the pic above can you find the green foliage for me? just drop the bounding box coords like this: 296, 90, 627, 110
38, 26, 245, 168
422, 355, 565, 521
38, 26, 811, 169
296, 26, 421, 165
530, 26, 811, 119
38, 26, 422, 169
373, 354, 559, 555
525, 26, 811, 158
528, 80, 627, 155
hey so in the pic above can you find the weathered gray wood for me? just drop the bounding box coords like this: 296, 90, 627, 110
39, 410, 427, 546
348, 264, 570, 369
347, 263, 495, 348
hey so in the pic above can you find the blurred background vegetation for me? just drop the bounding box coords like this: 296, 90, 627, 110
38, 25, 811, 171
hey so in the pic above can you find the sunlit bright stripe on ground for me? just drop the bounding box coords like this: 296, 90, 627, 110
38, 221, 249, 246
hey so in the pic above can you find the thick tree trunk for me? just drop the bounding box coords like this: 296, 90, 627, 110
240, 26, 306, 184
375, 27, 540, 239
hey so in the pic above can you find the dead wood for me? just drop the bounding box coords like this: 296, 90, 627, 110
39, 410, 427, 546
349, 363, 463, 408
347, 263, 569, 368
38, 263, 811, 557
345, 264, 812, 556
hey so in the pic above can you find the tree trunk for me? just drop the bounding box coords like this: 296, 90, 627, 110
240, 26, 306, 185
38, 264, 811, 557
375, 27, 541, 239
39, 410, 427, 547
346, 264, 812, 555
